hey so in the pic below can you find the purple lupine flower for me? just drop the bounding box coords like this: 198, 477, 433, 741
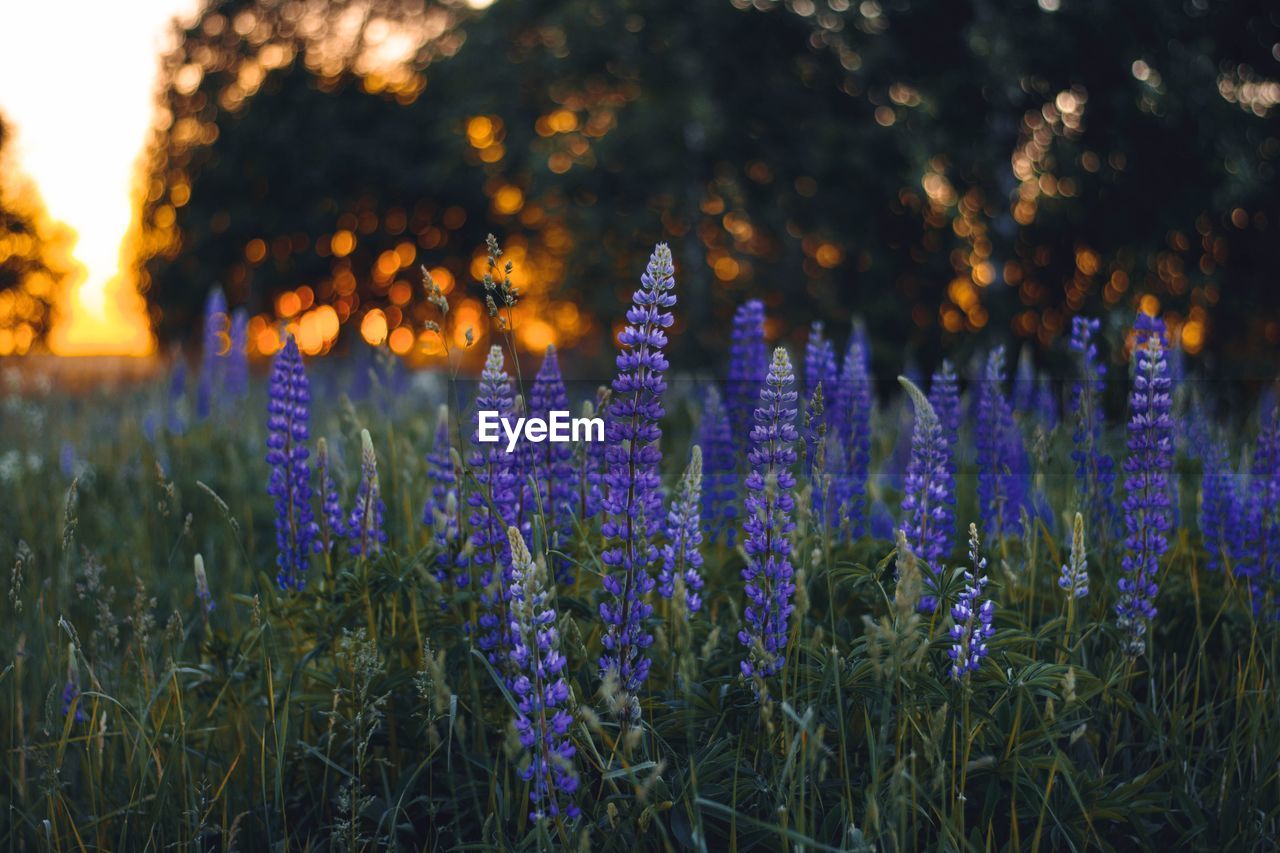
1241, 400, 1280, 610
59, 441, 77, 480
832, 332, 873, 538
471, 345, 521, 665
506, 527, 580, 822
424, 406, 467, 589
599, 245, 676, 703
316, 436, 346, 553
727, 300, 768, 442
348, 429, 387, 558
802, 322, 838, 472
659, 446, 706, 613
194, 554, 214, 614
226, 308, 250, 400
1116, 313, 1174, 657
739, 347, 800, 681
976, 347, 1029, 538
62, 680, 86, 725
1191, 409, 1240, 573
803, 321, 839, 407
197, 287, 228, 420
870, 499, 896, 540
898, 376, 956, 612
1058, 511, 1089, 598
928, 360, 962, 445
1035, 373, 1060, 431
949, 523, 995, 679
1012, 344, 1035, 414
266, 335, 315, 591
699, 386, 739, 547
528, 346, 579, 585
1069, 316, 1116, 536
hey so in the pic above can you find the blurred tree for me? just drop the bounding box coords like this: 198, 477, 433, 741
136, 0, 1280, 384
0, 114, 77, 354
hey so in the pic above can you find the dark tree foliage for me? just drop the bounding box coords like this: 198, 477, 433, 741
137, 0, 1280, 383
1, 114, 74, 348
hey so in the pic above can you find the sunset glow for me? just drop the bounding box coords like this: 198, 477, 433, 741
0, 0, 199, 355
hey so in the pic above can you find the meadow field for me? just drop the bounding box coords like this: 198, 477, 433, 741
2, 246, 1279, 850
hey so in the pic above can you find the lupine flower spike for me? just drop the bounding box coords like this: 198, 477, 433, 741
266, 335, 314, 591
1116, 313, 1174, 657
898, 376, 955, 611
471, 345, 521, 665
976, 347, 1029, 538
832, 331, 872, 538
949, 523, 995, 679
600, 244, 675, 710
1242, 400, 1280, 612
197, 287, 228, 420
506, 527, 580, 822
1193, 411, 1240, 574
424, 405, 466, 589
1069, 316, 1115, 536
698, 385, 738, 546
660, 446, 706, 613
226, 308, 250, 400
727, 299, 768, 442
739, 347, 799, 682
316, 436, 345, 553
928, 360, 962, 449
1059, 511, 1088, 598
528, 346, 579, 584
348, 429, 387, 558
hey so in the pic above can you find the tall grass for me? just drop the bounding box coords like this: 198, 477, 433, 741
2, 302, 1278, 851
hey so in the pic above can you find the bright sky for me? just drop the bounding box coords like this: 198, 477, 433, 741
0, 0, 199, 354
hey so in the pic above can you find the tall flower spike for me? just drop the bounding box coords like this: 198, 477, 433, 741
803, 321, 839, 409
1069, 316, 1116, 537
1191, 409, 1240, 574
928, 360, 961, 447
197, 287, 229, 420
1035, 373, 1060, 432
949, 523, 995, 679
425, 405, 467, 590
226, 308, 250, 400
1116, 313, 1174, 656
727, 300, 768, 442
1058, 511, 1089, 597
898, 376, 955, 611
976, 347, 1029, 538
316, 437, 346, 552
599, 244, 676, 704
1242, 400, 1280, 610
506, 527, 580, 822
266, 335, 315, 590
831, 331, 873, 538
348, 429, 387, 558
699, 385, 738, 546
739, 347, 800, 681
471, 345, 522, 665
660, 446, 706, 613
1012, 344, 1035, 414
528, 346, 579, 585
